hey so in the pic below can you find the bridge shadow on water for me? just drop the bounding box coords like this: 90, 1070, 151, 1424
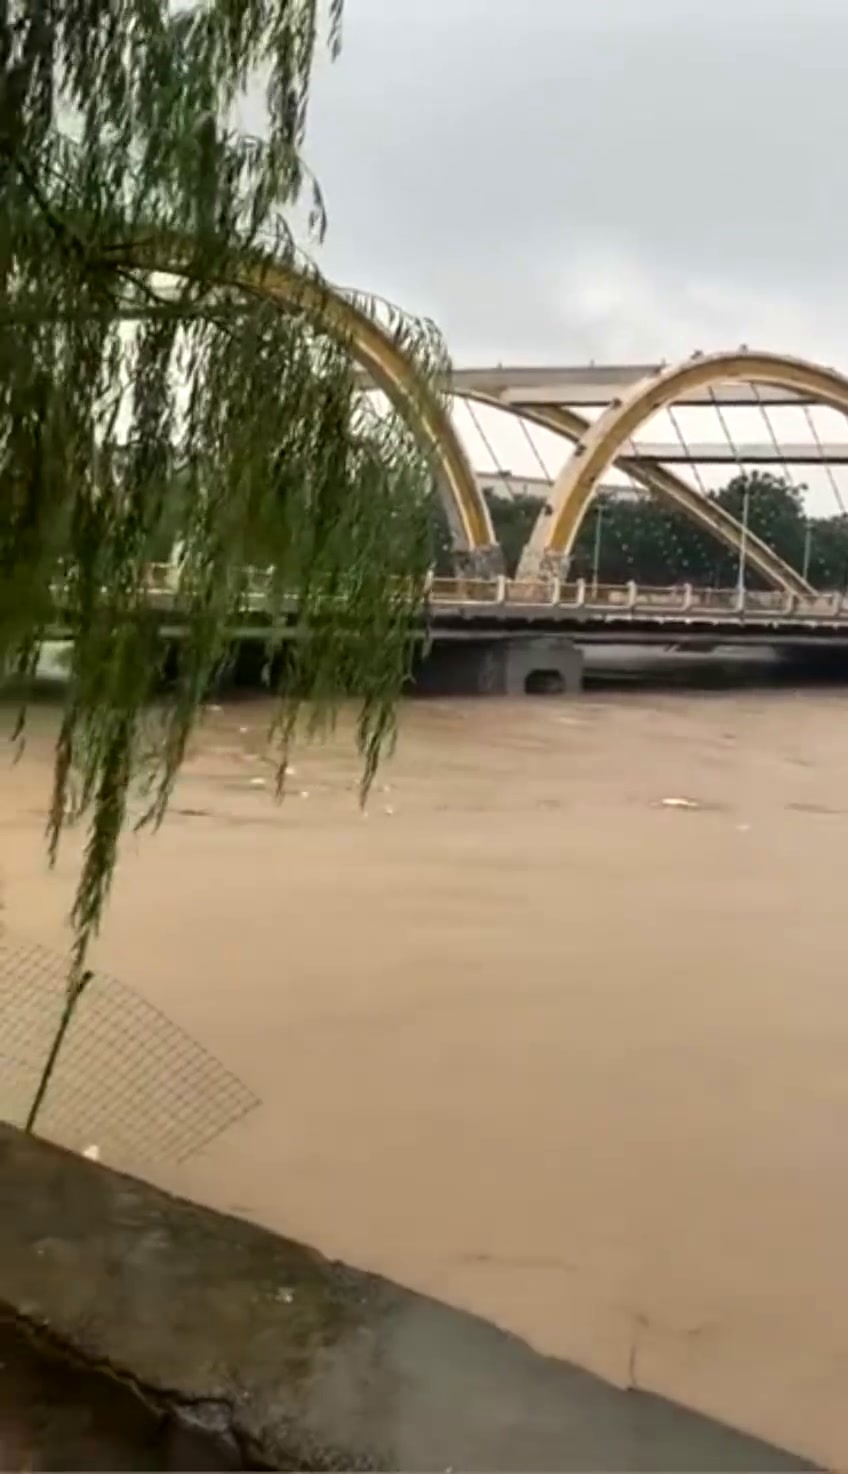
11, 638, 848, 707
581, 644, 848, 693
160, 640, 848, 700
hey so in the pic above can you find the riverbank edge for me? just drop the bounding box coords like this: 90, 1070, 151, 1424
0, 1124, 814, 1471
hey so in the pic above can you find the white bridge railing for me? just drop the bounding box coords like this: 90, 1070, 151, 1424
421, 576, 848, 620
138, 565, 848, 621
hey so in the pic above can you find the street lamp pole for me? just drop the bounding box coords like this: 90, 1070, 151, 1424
736, 482, 751, 602
591, 496, 605, 595
802, 519, 812, 582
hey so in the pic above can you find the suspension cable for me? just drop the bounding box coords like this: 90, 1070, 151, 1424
698, 388, 762, 591
801, 401, 848, 517
463, 396, 515, 493
667, 403, 712, 499
749, 381, 817, 580
707, 385, 750, 485
517, 414, 554, 488
748, 380, 799, 494
638, 404, 704, 582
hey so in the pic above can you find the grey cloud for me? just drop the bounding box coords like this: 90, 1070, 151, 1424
283, 0, 848, 362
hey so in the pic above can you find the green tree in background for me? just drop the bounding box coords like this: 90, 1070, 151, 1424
432, 471, 848, 590
487, 495, 542, 577
571, 472, 848, 590
802, 515, 848, 589
569, 472, 811, 588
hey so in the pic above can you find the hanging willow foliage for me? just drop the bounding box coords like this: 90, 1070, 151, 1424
0, 2, 447, 1049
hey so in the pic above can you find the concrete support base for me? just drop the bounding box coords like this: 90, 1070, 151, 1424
500, 634, 584, 696
452, 544, 505, 579
516, 548, 570, 583
414, 635, 584, 697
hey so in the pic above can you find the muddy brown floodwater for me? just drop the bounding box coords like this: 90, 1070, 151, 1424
3, 687, 848, 1468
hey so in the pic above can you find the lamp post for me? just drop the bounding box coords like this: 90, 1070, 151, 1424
736, 480, 751, 603
591, 496, 605, 595
802, 518, 812, 582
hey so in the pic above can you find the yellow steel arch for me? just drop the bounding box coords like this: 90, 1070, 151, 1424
493, 400, 811, 596
112, 238, 498, 562
518, 350, 848, 582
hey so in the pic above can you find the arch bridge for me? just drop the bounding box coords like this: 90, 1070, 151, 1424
323, 280, 848, 595
450, 355, 848, 597
116, 244, 847, 597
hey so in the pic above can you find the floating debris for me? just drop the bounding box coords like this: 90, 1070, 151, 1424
661, 797, 700, 810
249, 777, 266, 789
82, 1144, 100, 1162
300, 790, 310, 799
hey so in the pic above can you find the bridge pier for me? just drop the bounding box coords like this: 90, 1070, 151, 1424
415, 635, 583, 696
500, 634, 584, 695
452, 544, 505, 579
515, 548, 569, 583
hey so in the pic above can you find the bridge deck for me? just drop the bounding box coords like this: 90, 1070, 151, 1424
44, 572, 848, 649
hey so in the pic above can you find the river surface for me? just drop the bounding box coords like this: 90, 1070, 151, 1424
3, 687, 848, 1466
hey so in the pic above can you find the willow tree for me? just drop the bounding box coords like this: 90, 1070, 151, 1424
1, 0, 445, 1125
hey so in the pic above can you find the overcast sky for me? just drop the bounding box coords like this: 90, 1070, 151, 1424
296, 0, 848, 368
258, 0, 848, 509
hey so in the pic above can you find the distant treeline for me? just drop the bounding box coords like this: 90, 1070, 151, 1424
429, 472, 848, 588
148, 468, 848, 590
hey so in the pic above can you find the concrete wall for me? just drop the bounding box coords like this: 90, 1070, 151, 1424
0, 1126, 811, 1471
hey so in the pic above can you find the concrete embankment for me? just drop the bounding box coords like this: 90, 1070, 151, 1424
0, 1125, 811, 1470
